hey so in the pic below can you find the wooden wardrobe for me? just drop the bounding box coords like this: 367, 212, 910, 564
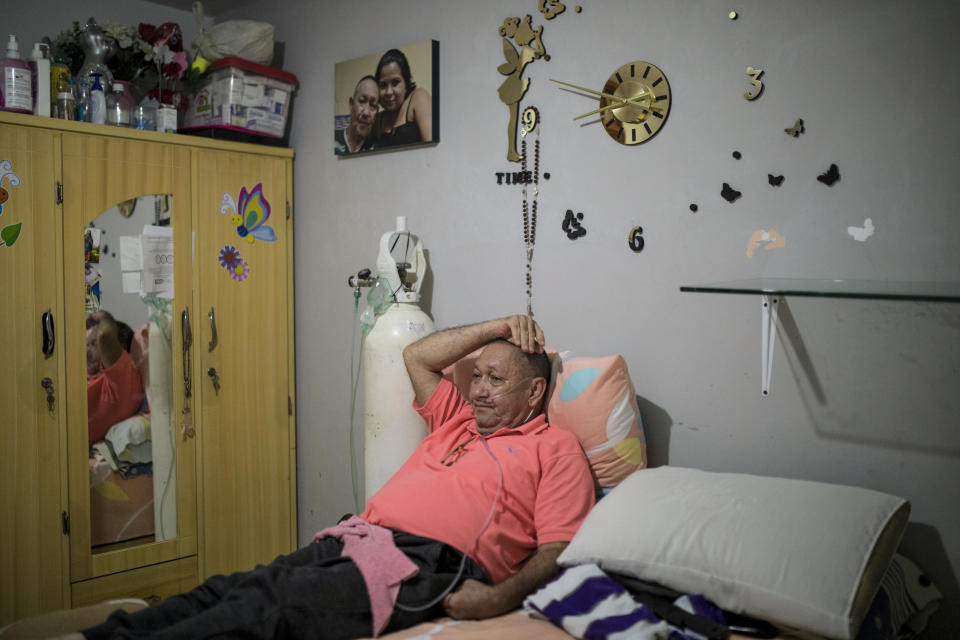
0, 111, 297, 624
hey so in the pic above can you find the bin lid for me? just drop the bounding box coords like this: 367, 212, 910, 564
211, 56, 299, 89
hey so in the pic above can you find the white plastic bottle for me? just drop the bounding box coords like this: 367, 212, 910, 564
28, 42, 50, 117
89, 72, 105, 124
1, 35, 33, 114
106, 82, 132, 127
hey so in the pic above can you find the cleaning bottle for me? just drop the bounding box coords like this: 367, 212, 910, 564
50, 56, 69, 114
1, 35, 33, 114
89, 72, 105, 125
28, 42, 50, 116
52, 70, 74, 120
75, 79, 91, 122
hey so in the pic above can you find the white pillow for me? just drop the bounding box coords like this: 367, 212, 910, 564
558, 467, 909, 639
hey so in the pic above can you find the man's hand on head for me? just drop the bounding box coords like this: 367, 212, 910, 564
498, 315, 545, 354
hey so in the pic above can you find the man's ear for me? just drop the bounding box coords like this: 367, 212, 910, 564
528, 376, 547, 407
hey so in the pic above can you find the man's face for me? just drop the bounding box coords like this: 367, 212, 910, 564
349, 79, 379, 137
468, 342, 534, 434
86, 327, 101, 376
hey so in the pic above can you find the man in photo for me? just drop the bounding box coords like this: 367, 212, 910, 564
335, 75, 380, 154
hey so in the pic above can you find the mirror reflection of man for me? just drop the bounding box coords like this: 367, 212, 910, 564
86, 311, 144, 446
335, 75, 379, 155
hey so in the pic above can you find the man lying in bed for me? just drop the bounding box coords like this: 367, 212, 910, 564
73, 315, 595, 640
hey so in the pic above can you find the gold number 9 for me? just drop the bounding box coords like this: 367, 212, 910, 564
521, 107, 539, 135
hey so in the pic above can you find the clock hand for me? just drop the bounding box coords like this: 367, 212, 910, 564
574, 96, 651, 121
575, 96, 665, 122
549, 78, 624, 102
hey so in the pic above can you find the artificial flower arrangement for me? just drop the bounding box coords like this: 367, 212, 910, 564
46, 19, 205, 110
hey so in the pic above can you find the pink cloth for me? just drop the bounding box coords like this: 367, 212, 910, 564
313, 516, 418, 636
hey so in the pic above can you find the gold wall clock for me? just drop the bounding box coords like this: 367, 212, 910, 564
552, 60, 671, 145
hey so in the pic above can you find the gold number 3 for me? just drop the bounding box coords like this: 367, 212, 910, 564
744, 66, 764, 100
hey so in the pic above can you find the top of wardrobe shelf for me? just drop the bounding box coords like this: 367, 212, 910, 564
0, 111, 294, 159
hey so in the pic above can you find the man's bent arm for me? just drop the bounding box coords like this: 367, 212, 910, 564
442, 541, 567, 620
403, 315, 544, 406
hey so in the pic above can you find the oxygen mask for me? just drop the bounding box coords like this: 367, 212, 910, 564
360, 276, 396, 333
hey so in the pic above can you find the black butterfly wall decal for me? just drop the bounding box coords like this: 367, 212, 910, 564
721, 183, 742, 203
768, 174, 785, 186
817, 163, 840, 186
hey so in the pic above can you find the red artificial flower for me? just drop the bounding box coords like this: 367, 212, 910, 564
138, 23, 156, 43
156, 23, 183, 51
162, 61, 183, 78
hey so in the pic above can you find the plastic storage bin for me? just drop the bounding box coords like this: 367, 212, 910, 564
182, 56, 298, 142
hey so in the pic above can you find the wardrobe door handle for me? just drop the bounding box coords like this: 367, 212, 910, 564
41, 309, 55, 358
208, 307, 218, 352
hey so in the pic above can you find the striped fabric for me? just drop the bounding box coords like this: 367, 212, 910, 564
523, 564, 725, 640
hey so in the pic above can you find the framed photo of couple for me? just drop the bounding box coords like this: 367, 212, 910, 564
334, 40, 439, 156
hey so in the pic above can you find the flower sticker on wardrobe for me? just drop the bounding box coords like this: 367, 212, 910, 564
0, 160, 23, 248
231, 257, 250, 282
217, 245, 249, 282
219, 245, 240, 269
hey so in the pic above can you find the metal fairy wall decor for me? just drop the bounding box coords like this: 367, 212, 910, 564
497, 1, 582, 163
492, 1, 582, 317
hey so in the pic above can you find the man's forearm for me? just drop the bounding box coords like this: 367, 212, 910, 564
403, 318, 509, 406
483, 541, 567, 613
403, 315, 544, 407
443, 541, 567, 619
404, 319, 506, 375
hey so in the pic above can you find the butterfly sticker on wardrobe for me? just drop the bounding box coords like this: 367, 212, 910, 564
220, 183, 277, 243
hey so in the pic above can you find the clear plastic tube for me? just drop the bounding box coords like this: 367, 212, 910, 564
349, 289, 366, 514
395, 433, 504, 612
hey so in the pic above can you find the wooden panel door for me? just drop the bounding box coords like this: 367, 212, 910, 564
61, 133, 197, 583
0, 123, 68, 623
194, 149, 294, 577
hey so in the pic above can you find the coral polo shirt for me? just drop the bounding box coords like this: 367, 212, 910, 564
87, 349, 144, 445
362, 378, 594, 583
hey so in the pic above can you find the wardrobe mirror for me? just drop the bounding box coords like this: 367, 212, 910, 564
83, 194, 177, 552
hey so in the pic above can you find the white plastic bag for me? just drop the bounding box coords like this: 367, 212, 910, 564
192, 0, 275, 65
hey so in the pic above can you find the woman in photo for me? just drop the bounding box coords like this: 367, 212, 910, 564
374, 48, 432, 147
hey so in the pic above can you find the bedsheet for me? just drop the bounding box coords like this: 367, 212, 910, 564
368, 611, 785, 640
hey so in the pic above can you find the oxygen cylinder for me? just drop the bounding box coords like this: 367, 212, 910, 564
363, 216, 434, 501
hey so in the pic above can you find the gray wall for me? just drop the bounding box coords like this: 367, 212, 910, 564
9, 0, 960, 634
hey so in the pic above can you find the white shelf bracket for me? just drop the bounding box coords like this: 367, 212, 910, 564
761, 294, 780, 397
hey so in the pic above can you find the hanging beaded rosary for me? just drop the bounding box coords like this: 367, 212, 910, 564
520, 107, 540, 316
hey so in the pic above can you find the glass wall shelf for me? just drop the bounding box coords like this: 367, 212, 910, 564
679, 278, 960, 396
680, 278, 960, 303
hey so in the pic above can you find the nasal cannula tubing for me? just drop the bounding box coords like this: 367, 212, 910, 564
395, 433, 505, 612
